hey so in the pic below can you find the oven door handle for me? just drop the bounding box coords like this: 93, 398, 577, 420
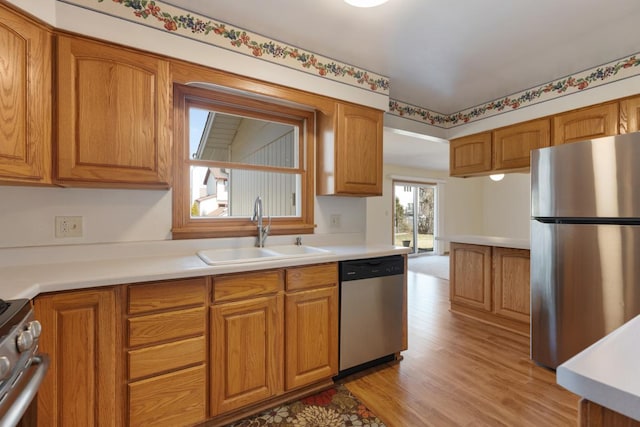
0, 354, 50, 427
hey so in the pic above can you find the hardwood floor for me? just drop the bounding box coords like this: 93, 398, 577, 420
342, 269, 580, 427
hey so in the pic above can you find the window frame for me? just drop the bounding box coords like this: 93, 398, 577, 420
172, 83, 315, 239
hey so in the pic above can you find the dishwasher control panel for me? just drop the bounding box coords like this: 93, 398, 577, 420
339, 255, 405, 281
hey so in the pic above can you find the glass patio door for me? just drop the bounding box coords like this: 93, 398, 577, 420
393, 182, 437, 255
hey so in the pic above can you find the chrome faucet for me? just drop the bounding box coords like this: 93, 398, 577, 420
251, 196, 271, 247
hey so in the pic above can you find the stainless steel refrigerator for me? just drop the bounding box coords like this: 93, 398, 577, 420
531, 131, 640, 369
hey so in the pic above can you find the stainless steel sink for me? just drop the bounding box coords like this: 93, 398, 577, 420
197, 245, 332, 266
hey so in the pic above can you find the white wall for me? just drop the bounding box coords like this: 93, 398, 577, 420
0, 187, 172, 248
443, 174, 531, 242
481, 173, 531, 239
0, 184, 365, 249
366, 164, 531, 253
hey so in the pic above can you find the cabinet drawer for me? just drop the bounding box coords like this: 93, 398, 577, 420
128, 277, 206, 315
286, 263, 338, 291
129, 364, 206, 427
128, 335, 206, 381
213, 269, 284, 303
128, 307, 205, 347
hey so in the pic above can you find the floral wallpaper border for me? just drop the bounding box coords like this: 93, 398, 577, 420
60, 0, 640, 128
60, 0, 390, 94
390, 53, 640, 129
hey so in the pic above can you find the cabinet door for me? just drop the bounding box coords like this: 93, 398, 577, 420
34, 288, 118, 427
285, 286, 338, 390
620, 96, 640, 134
210, 295, 283, 416
449, 132, 492, 177
552, 102, 619, 145
493, 119, 550, 170
56, 35, 171, 187
450, 243, 492, 311
129, 365, 206, 427
0, 5, 51, 184
579, 399, 640, 427
492, 247, 530, 323
331, 103, 383, 196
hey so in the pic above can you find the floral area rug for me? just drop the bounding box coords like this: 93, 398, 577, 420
226, 384, 386, 426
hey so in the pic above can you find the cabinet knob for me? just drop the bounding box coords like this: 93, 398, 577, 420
28, 320, 42, 338
16, 331, 34, 353
0, 357, 11, 380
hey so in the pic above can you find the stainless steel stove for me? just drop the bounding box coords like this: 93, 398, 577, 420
0, 299, 48, 427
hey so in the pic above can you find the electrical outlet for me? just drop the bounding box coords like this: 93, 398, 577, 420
330, 214, 341, 228
55, 216, 83, 238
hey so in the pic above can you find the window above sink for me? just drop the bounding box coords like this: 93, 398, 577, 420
172, 84, 316, 240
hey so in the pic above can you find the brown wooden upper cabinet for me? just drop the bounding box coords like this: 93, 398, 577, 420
493, 118, 550, 170
55, 35, 172, 188
317, 102, 383, 196
552, 102, 619, 145
449, 132, 492, 177
0, 4, 52, 185
620, 95, 640, 134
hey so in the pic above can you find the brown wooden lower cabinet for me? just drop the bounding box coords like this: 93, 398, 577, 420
33, 264, 342, 426
34, 288, 119, 427
125, 278, 208, 427
284, 263, 339, 391
492, 247, 531, 324
450, 242, 530, 335
210, 294, 284, 416
129, 365, 207, 426
580, 399, 640, 427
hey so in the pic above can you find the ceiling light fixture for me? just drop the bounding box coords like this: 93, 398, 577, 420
344, 0, 389, 7
489, 174, 505, 182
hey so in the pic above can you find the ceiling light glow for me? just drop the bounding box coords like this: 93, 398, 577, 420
344, 0, 389, 7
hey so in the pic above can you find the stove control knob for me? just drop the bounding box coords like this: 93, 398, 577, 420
16, 330, 34, 353
27, 320, 42, 339
0, 357, 10, 380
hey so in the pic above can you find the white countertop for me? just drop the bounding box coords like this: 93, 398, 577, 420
437, 234, 530, 250
0, 239, 410, 300
557, 314, 640, 422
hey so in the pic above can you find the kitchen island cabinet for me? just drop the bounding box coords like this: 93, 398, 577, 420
34, 288, 119, 427
450, 243, 492, 312
492, 247, 531, 324
449, 241, 530, 336
579, 399, 640, 426
557, 314, 640, 426
0, 4, 52, 185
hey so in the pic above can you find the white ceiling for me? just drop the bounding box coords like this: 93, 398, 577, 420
166, 0, 640, 170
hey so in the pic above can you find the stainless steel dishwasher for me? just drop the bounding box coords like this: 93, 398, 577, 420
338, 255, 405, 376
